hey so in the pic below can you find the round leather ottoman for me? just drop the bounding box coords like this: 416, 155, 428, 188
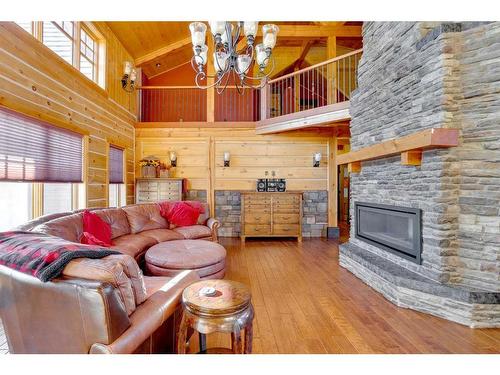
145, 240, 226, 280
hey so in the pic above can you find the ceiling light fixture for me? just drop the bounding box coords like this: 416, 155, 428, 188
189, 21, 278, 94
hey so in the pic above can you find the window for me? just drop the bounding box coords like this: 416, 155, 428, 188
42, 21, 74, 65
0, 107, 83, 183
80, 27, 97, 81
109, 184, 126, 208
0, 182, 32, 231
0, 107, 86, 227
43, 183, 73, 215
109, 145, 125, 207
15, 21, 104, 87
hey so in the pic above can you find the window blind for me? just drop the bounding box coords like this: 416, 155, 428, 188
0, 107, 83, 183
109, 145, 124, 184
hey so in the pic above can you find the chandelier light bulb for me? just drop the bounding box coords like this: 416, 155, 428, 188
214, 51, 229, 72
255, 44, 268, 67
243, 21, 258, 38
236, 54, 252, 74
209, 21, 226, 36
189, 22, 207, 47
262, 24, 279, 49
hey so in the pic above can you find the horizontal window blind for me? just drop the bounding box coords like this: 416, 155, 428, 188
0, 107, 83, 183
109, 145, 124, 184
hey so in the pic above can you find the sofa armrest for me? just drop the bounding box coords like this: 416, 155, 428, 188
0, 265, 130, 353
206, 218, 220, 242
89, 270, 199, 354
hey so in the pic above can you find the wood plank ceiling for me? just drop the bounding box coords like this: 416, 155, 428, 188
106, 21, 362, 79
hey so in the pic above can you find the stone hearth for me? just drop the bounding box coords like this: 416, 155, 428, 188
339, 21, 500, 327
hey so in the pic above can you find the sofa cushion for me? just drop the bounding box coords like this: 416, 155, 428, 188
111, 234, 157, 260
197, 202, 210, 225
105, 254, 147, 305
62, 256, 137, 316
138, 229, 184, 243
33, 213, 84, 243
93, 208, 131, 239
173, 225, 212, 240
82, 211, 112, 246
122, 204, 167, 234
81, 232, 111, 247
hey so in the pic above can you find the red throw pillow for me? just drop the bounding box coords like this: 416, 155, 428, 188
164, 202, 202, 227
81, 210, 112, 246
80, 232, 111, 247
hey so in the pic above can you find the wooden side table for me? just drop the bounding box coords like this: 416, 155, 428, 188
177, 280, 254, 354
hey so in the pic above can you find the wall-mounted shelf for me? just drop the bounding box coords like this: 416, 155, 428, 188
337, 128, 459, 172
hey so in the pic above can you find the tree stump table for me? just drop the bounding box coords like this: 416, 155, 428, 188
177, 279, 254, 354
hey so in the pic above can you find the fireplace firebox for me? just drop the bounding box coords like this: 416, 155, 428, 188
354, 202, 422, 264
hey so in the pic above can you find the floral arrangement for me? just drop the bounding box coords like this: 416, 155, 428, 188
139, 159, 160, 167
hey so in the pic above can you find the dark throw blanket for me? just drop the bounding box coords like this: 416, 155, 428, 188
0, 231, 119, 282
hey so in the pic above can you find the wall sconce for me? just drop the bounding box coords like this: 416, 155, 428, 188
121, 61, 137, 92
223, 151, 230, 167
313, 152, 322, 167
169, 151, 177, 167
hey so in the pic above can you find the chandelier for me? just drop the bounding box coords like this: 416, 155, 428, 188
189, 21, 279, 94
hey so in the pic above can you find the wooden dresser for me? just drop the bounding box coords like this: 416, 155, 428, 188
241, 192, 302, 242
135, 178, 183, 203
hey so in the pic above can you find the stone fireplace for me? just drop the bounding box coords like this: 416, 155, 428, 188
339, 22, 500, 327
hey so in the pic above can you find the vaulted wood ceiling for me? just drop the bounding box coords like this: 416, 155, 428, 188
106, 21, 362, 78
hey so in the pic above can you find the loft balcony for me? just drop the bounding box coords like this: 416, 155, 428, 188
136, 49, 361, 133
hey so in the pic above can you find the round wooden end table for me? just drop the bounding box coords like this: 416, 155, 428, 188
177, 279, 254, 354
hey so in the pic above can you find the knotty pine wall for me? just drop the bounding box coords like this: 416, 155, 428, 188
0, 22, 136, 208
136, 127, 335, 215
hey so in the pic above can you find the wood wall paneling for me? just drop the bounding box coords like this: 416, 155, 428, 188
0, 22, 136, 208
136, 128, 333, 204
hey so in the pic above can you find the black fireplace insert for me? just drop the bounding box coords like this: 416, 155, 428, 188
355, 202, 422, 264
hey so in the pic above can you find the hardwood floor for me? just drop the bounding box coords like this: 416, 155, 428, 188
1, 237, 499, 354
206, 237, 500, 354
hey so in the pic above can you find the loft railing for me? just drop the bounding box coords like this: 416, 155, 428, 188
138, 86, 207, 122
137, 49, 362, 124
137, 86, 260, 122
261, 48, 362, 119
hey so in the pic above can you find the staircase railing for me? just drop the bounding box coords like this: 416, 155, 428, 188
261, 48, 362, 119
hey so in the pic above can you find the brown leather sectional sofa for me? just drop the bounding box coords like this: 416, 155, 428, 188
0, 202, 221, 354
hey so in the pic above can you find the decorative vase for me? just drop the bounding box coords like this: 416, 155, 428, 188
141, 165, 157, 178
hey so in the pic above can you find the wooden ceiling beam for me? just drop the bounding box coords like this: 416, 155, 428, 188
135, 25, 361, 67
276, 25, 362, 38
294, 40, 315, 70
135, 36, 192, 66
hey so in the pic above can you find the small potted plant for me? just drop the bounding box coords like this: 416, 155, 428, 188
139, 157, 160, 178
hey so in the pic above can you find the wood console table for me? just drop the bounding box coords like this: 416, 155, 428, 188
240, 191, 303, 242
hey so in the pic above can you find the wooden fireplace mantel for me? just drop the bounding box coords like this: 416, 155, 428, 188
336, 128, 459, 172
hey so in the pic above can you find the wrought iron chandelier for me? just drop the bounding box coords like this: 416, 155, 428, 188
189, 21, 279, 94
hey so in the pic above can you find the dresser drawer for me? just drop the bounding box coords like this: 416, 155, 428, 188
244, 198, 271, 206
273, 196, 300, 204
244, 212, 271, 224
273, 224, 300, 235
244, 203, 271, 211
159, 182, 180, 192
273, 204, 300, 213
273, 213, 300, 224
244, 224, 271, 236
159, 193, 180, 201
138, 192, 158, 201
